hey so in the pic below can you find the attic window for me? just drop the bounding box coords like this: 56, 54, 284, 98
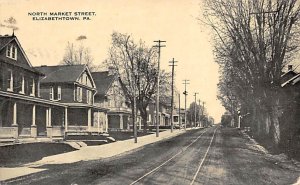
6, 44, 17, 60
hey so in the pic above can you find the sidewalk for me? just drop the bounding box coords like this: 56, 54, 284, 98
0, 128, 196, 182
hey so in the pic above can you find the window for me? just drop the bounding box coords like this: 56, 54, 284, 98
57, 86, 61, 100
6, 45, 17, 60
77, 87, 82, 102
37, 81, 40, 97
29, 78, 35, 96
7, 69, 13, 91
19, 75, 24, 94
174, 116, 179, 122
86, 90, 90, 104
49, 86, 54, 100
147, 114, 151, 122
50, 86, 61, 100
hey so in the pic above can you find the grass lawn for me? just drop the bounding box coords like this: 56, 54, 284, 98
0, 143, 77, 167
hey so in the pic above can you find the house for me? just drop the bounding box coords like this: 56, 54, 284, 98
280, 64, 300, 152
91, 69, 132, 131
35, 64, 108, 135
281, 65, 298, 84
147, 97, 171, 128
0, 34, 66, 139
172, 108, 186, 128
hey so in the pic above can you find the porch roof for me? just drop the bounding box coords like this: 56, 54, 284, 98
0, 91, 66, 107
63, 103, 109, 112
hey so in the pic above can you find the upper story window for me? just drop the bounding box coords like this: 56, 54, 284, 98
50, 86, 61, 101
86, 90, 93, 104
49, 86, 54, 100
6, 44, 17, 60
57, 86, 61, 100
7, 69, 13, 92
76, 87, 82, 102
19, 75, 25, 94
29, 78, 35, 96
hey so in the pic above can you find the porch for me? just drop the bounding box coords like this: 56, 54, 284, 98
65, 106, 108, 136
0, 97, 65, 139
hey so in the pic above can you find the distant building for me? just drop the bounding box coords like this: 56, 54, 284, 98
92, 69, 132, 131
172, 108, 185, 128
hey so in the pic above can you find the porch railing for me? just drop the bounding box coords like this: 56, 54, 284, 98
0, 127, 16, 138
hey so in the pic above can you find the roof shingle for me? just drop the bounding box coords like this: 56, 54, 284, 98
35, 65, 86, 83
91, 71, 116, 96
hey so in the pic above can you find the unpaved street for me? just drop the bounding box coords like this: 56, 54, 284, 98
5, 126, 300, 185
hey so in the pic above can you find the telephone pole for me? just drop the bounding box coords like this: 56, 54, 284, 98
178, 93, 181, 130
182, 80, 189, 130
198, 99, 201, 128
169, 58, 177, 133
202, 101, 206, 127
194, 92, 198, 128
153, 40, 166, 137
132, 67, 138, 143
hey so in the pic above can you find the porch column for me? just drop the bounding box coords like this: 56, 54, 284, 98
12, 102, 17, 126
119, 114, 123, 129
88, 108, 92, 131
97, 111, 100, 133
48, 107, 52, 126
47, 107, 52, 138
64, 107, 68, 132
12, 102, 18, 138
31, 104, 37, 137
105, 113, 108, 132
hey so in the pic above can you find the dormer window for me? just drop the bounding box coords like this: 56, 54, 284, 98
50, 86, 54, 100
50, 86, 61, 101
6, 44, 17, 60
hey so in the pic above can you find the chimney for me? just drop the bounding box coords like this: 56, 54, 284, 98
108, 66, 116, 76
288, 65, 293, 71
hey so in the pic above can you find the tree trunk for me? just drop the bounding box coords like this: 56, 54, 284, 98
140, 108, 148, 133
270, 105, 281, 146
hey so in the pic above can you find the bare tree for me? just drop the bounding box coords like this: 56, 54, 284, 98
61, 42, 96, 71
105, 32, 171, 133
203, 0, 300, 146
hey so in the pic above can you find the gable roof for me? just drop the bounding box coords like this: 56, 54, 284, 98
0, 35, 14, 50
35, 64, 87, 83
91, 71, 116, 97
0, 35, 42, 74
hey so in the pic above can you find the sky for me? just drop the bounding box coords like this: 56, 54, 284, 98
0, 0, 225, 122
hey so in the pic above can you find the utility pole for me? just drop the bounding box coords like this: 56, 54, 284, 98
178, 93, 181, 130
193, 92, 198, 128
132, 68, 137, 143
198, 99, 201, 128
202, 101, 205, 127
182, 80, 189, 130
169, 58, 177, 133
153, 40, 166, 137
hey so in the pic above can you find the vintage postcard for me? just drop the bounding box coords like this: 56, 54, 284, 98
0, 0, 300, 184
